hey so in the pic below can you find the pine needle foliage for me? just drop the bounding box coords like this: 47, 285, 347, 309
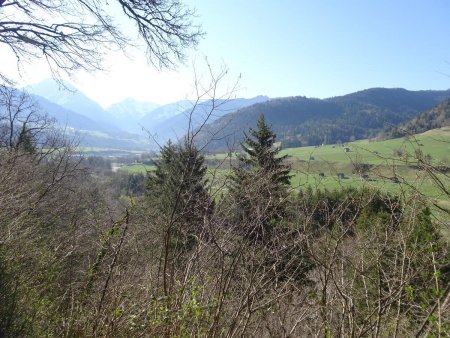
146, 140, 212, 251
229, 114, 291, 242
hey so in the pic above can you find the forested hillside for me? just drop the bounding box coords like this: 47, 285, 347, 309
380, 98, 450, 139
195, 88, 450, 151
143, 96, 269, 144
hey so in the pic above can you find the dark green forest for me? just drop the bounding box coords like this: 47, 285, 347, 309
380, 99, 450, 139
195, 88, 450, 151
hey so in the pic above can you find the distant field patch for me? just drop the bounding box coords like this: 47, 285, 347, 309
118, 163, 155, 173
281, 127, 450, 165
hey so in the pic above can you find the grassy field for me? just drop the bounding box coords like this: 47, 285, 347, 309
118, 163, 155, 173
282, 127, 450, 164
119, 127, 450, 203
77, 147, 145, 157
116, 128, 449, 236
284, 128, 449, 210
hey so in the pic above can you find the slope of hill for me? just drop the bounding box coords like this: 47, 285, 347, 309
195, 88, 450, 152
33, 95, 151, 150
26, 79, 117, 127
33, 94, 118, 134
380, 99, 450, 139
139, 100, 193, 132
107, 98, 160, 132
148, 96, 269, 144
328, 87, 450, 113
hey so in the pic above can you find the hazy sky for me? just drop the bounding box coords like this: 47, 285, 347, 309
3, 1, 450, 107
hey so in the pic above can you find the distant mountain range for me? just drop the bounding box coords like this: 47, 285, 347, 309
16, 79, 450, 153
194, 88, 450, 152
138, 100, 194, 134
27, 79, 115, 127
22, 79, 269, 150
143, 96, 270, 144
107, 98, 160, 132
25, 80, 155, 150
32, 93, 154, 151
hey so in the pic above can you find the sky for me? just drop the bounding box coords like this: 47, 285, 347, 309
2, 0, 450, 107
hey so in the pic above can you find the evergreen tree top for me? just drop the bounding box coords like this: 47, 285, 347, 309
239, 114, 288, 169
228, 113, 292, 242
235, 113, 291, 185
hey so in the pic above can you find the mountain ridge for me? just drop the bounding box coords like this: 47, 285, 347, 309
18, 80, 450, 152
379, 98, 450, 139
26, 79, 115, 126
145, 96, 270, 144
193, 88, 450, 152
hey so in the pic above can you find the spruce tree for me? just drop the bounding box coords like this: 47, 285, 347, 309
146, 140, 211, 251
229, 114, 291, 242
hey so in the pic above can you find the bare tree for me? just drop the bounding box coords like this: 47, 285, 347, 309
0, 0, 203, 81
0, 85, 49, 150
0, 84, 83, 239
0, 84, 75, 161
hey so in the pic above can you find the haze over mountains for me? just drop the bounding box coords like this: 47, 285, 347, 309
24, 79, 270, 150
107, 98, 160, 132
21, 79, 450, 153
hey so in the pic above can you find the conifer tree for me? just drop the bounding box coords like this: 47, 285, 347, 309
147, 139, 211, 251
229, 114, 291, 242
16, 127, 36, 154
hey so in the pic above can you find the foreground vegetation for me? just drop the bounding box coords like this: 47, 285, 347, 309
2, 1, 448, 335
1, 89, 449, 337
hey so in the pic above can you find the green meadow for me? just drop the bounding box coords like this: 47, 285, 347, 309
119, 127, 450, 207
118, 163, 155, 173
282, 126, 450, 165
285, 127, 449, 209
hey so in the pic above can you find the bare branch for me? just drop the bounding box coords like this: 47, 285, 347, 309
0, 0, 203, 81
